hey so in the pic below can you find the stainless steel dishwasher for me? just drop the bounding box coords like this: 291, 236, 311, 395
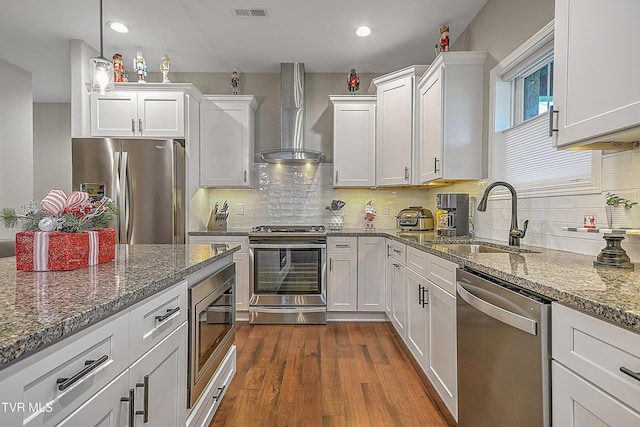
456, 267, 551, 427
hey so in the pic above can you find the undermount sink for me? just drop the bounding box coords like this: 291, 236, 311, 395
434, 243, 539, 254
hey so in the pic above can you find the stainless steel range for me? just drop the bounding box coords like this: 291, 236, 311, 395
249, 225, 327, 324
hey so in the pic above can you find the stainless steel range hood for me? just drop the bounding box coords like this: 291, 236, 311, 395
260, 63, 325, 163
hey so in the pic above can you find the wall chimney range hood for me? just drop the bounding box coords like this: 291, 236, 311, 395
260, 63, 325, 163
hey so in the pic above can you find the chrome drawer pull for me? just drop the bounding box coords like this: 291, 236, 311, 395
335, 244, 351, 248
136, 375, 149, 423
155, 306, 180, 323
56, 354, 109, 391
620, 366, 640, 382
121, 388, 135, 427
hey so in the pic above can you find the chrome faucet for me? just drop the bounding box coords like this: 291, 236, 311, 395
477, 181, 528, 246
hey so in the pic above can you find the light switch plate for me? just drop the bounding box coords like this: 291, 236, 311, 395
237, 203, 244, 215
382, 202, 391, 215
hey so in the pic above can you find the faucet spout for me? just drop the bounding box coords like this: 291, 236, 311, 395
477, 181, 528, 246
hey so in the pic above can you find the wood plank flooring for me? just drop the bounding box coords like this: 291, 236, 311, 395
209, 322, 453, 427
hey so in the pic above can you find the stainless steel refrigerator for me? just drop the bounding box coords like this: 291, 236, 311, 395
72, 138, 185, 244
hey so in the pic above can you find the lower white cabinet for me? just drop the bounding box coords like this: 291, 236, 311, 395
552, 303, 640, 424
327, 237, 358, 311
357, 237, 386, 311
406, 268, 428, 368
388, 257, 408, 339
189, 236, 250, 317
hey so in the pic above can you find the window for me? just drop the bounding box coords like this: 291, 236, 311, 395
490, 21, 600, 198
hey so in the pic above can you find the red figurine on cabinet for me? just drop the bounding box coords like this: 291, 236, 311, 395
348, 68, 360, 94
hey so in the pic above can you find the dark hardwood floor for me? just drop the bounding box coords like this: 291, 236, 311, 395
209, 322, 453, 427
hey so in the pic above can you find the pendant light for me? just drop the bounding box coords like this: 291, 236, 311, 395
89, 0, 114, 94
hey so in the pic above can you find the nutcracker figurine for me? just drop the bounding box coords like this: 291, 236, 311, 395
160, 54, 171, 83
134, 51, 147, 83
364, 200, 377, 232
348, 68, 360, 94
231, 69, 239, 95
439, 25, 450, 53
113, 53, 124, 82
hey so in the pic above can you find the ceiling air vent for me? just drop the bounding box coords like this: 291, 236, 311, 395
232, 8, 267, 17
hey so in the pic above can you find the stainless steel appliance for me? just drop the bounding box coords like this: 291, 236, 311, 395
249, 225, 327, 324
188, 263, 235, 408
435, 193, 469, 237
396, 206, 434, 230
72, 138, 185, 244
456, 267, 551, 427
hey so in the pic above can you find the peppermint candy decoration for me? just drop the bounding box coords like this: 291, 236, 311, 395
41, 190, 91, 217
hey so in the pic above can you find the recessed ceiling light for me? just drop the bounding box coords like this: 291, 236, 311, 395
354, 25, 373, 37
107, 21, 129, 34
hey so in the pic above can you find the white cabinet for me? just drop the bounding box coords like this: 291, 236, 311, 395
552, 302, 640, 424
329, 95, 376, 187
406, 267, 428, 369
200, 96, 258, 188
386, 239, 408, 338
357, 237, 386, 311
129, 322, 187, 427
373, 66, 428, 187
91, 89, 185, 138
189, 236, 250, 317
553, 0, 640, 149
417, 52, 485, 183
327, 237, 358, 312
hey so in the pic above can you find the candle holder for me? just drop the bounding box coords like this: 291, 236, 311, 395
593, 234, 634, 269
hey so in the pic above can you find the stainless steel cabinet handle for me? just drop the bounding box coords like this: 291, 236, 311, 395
136, 375, 149, 423
213, 385, 226, 401
393, 263, 401, 268
456, 282, 537, 335
244, 170, 247, 182
404, 167, 409, 181
131, 119, 135, 134
329, 258, 333, 271
387, 244, 391, 258
393, 249, 401, 254
620, 367, 640, 382
335, 170, 339, 183
418, 284, 424, 306
335, 244, 350, 248
434, 157, 440, 173
120, 388, 135, 427
138, 118, 143, 134
56, 354, 109, 391
155, 307, 180, 323
422, 287, 429, 308
548, 106, 558, 137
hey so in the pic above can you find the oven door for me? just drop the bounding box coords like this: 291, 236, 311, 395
249, 243, 326, 306
188, 263, 235, 408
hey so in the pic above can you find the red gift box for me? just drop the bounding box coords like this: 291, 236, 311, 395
15, 229, 115, 271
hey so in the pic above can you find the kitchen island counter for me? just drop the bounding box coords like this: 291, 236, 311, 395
0, 243, 240, 368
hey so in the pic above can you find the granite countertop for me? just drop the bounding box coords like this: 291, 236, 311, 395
0, 243, 240, 368
188, 228, 640, 332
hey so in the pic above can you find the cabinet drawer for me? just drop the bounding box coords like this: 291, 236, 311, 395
425, 253, 457, 296
187, 345, 236, 427
129, 280, 188, 363
552, 303, 640, 412
406, 246, 428, 277
189, 236, 249, 253
387, 239, 407, 265
328, 237, 357, 254
0, 313, 129, 426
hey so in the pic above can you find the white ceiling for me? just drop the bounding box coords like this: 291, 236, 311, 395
0, 0, 487, 103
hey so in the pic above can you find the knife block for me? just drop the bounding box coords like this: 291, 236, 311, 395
207, 211, 228, 231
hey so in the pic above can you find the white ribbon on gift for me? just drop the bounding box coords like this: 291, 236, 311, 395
32, 231, 101, 271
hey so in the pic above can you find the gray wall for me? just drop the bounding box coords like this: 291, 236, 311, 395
0, 58, 33, 240
33, 103, 72, 199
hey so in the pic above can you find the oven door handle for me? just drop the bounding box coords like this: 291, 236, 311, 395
249, 243, 327, 249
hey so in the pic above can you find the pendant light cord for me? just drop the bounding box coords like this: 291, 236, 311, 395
99, 0, 104, 59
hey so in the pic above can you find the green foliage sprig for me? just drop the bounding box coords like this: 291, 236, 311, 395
605, 193, 638, 209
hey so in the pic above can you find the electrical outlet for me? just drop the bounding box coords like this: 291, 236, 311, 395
237, 203, 244, 215
382, 202, 391, 215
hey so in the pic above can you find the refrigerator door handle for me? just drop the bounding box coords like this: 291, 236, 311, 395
113, 151, 125, 243
121, 151, 132, 243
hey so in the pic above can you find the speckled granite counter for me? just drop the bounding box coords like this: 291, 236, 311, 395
0, 243, 239, 368
188, 228, 640, 333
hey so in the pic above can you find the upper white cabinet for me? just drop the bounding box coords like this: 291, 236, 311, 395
91, 86, 186, 138
373, 66, 428, 187
553, 0, 640, 149
200, 95, 258, 188
417, 52, 486, 183
330, 95, 376, 187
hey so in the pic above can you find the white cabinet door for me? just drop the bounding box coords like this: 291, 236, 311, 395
418, 66, 443, 183
553, 362, 640, 426
389, 260, 407, 339
327, 253, 358, 312
91, 92, 138, 137
553, 0, 640, 148
357, 237, 386, 311
129, 322, 187, 427
376, 74, 414, 186
200, 96, 257, 188
330, 96, 376, 187
91, 91, 184, 138
426, 281, 457, 420
405, 268, 428, 369
137, 92, 184, 138
385, 243, 393, 317
56, 370, 129, 427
